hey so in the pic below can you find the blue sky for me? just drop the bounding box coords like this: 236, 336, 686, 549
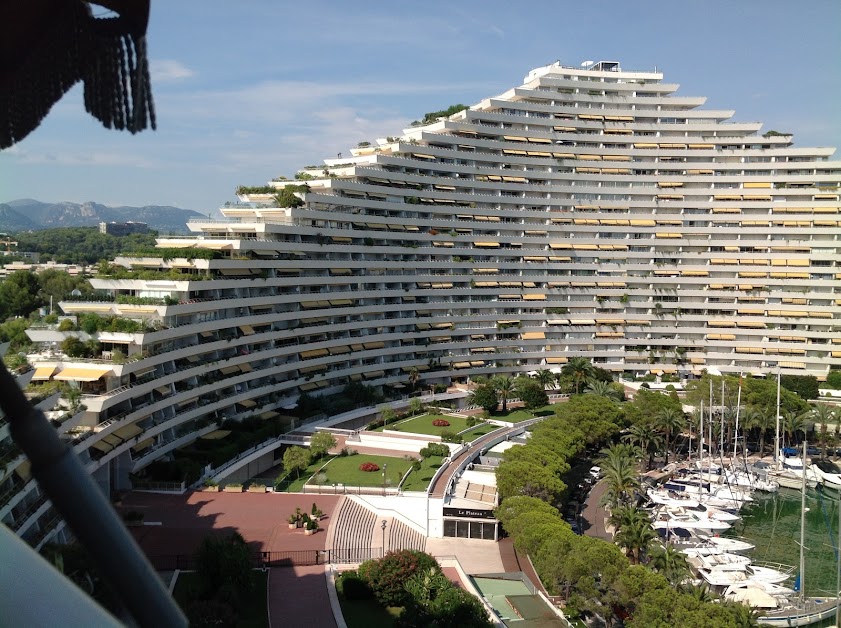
1, 0, 839, 214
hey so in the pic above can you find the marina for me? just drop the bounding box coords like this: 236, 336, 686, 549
725, 484, 841, 626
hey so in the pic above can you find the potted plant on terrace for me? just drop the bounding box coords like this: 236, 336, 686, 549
287, 514, 299, 529
305, 519, 318, 536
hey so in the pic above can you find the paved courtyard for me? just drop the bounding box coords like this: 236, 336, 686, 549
123, 491, 341, 557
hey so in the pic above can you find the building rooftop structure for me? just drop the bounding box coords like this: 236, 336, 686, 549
5, 59, 839, 548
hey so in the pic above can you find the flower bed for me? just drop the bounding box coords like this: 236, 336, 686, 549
359, 462, 380, 472
431, 419, 450, 427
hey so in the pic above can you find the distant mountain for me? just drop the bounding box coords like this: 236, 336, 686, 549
0, 199, 205, 234
0, 204, 39, 232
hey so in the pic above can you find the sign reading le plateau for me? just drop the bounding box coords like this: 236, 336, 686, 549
443, 506, 496, 520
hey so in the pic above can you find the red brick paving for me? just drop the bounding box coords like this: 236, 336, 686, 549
123, 491, 340, 557
268, 565, 337, 628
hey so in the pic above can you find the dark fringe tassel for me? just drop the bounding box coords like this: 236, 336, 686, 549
0, 2, 156, 150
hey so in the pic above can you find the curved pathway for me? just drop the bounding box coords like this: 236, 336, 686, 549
429, 421, 536, 498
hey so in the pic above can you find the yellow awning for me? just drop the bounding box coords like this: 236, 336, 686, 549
31, 366, 57, 380
239, 325, 254, 335
522, 332, 545, 340
113, 423, 143, 440
201, 430, 232, 440
238, 399, 257, 408
54, 366, 112, 382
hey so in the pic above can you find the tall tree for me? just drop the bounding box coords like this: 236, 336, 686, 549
615, 517, 656, 565
654, 408, 686, 465
492, 375, 515, 413
533, 369, 556, 391
562, 357, 595, 395
623, 424, 664, 471
585, 379, 620, 400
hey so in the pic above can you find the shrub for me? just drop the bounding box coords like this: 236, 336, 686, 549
339, 570, 373, 600
419, 442, 450, 458
827, 370, 841, 389
465, 416, 478, 428
359, 462, 380, 472
440, 430, 461, 444
431, 419, 450, 427
358, 550, 441, 607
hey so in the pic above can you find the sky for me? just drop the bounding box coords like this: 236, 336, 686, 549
1, 0, 839, 214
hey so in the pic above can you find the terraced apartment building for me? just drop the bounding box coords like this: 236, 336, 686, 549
4, 60, 839, 545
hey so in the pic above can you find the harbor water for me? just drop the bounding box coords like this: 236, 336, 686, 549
727, 485, 841, 626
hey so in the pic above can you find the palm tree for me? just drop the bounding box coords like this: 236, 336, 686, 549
783, 410, 807, 448
615, 517, 656, 565
681, 583, 715, 603
623, 424, 665, 471
562, 356, 595, 395
407, 366, 420, 392
533, 369, 555, 391
654, 408, 686, 465
491, 375, 515, 413
720, 599, 761, 627
608, 504, 649, 534
585, 380, 619, 400
598, 445, 642, 508
744, 406, 775, 459
650, 545, 690, 585
809, 404, 837, 459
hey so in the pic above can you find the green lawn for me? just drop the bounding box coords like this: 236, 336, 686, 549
460, 423, 500, 442
275, 455, 335, 492
336, 580, 401, 627
384, 413, 470, 436
489, 408, 535, 422
316, 454, 413, 488
401, 456, 444, 492
173, 570, 268, 628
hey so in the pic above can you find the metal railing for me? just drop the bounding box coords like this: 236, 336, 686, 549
146, 547, 384, 571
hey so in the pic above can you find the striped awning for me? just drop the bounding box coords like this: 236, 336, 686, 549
55, 366, 112, 382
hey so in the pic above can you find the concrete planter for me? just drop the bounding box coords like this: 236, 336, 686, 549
247, 486, 266, 493
202, 485, 219, 492
223, 485, 243, 493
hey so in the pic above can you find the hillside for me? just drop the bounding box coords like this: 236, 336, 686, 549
0, 199, 205, 234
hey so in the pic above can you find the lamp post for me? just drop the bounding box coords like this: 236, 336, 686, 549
381, 520, 387, 556
382, 463, 388, 494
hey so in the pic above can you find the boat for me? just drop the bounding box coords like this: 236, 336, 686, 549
725, 581, 796, 600
646, 487, 700, 508
659, 526, 755, 555
756, 460, 819, 490
757, 439, 840, 626
652, 508, 732, 535
810, 460, 841, 491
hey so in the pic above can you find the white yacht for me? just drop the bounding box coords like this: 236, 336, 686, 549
811, 460, 841, 491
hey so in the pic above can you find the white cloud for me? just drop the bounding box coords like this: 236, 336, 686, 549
150, 59, 195, 82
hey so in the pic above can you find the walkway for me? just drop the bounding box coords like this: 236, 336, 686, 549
268, 565, 337, 628
429, 422, 531, 498
580, 480, 612, 541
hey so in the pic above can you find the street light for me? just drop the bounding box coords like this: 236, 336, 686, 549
382, 463, 388, 494
381, 520, 387, 556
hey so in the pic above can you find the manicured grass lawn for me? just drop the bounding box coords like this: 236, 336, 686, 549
173, 570, 268, 628
336, 580, 401, 627
276, 455, 335, 492
489, 408, 534, 422
317, 454, 413, 488
385, 413, 470, 436
401, 456, 444, 492
460, 423, 500, 442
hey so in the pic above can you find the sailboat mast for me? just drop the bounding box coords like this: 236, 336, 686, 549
800, 438, 807, 605
720, 378, 725, 464
775, 368, 781, 465
733, 375, 742, 460
709, 379, 714, 481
